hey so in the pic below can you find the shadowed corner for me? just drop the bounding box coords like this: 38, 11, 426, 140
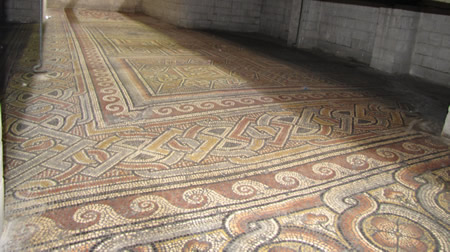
0, 0, 5, 24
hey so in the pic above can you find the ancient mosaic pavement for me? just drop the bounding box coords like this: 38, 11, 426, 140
2, 8, 449, 251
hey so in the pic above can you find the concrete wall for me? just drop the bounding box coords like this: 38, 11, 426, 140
317, 2, 378, 64
294, 0, 321, 47
370, 8, 420, 73
47, 0, 139, 12
4, 0, 139, 22
140, 0, 262, 32
296, 0, 379, 64
140, 0, 293, 37
294, 0, 450, 86
3, 0, 450, 85
259, 0, 292, 40
4, 0, 41, 23
410, 13, 450, 84
137, 0, 185, 26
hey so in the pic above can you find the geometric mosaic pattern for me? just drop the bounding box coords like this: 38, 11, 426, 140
2, 9, 449, 251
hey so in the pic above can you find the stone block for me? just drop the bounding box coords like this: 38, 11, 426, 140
379, 38, 397, 51
7, 9, 38, 22
400, 16, 416, 29
370, 56, 394, 73
215, 1, 232, 8
303, 21, 318, 31
215, 14, 229, 22
394, 42, 409, 52
431, 12, 450, 23
193, 20, 212, 28
215, 7, 231, 15
411, 65, 450, 85
5, 0, 13, 8
442, 35, 450, 48
436, 48, 450, 61
298, 36, 318, 48
249, 8, 261, 17
355, 21, 375, 32
409, 64, 426, 77
419, 15, 437, 32
411, 53, 424, 66
336, 33, 352, 47
434, 58, 450, 73
352, 30, 369, 41
415, 31, 430, 44
321, 29, 335, 43
388, 27, 410, 41
351, 38, 364, 49
429, 33, 443, 46
339, 18, 353, 29
421, 55, 436, 69
424, 14, 450, 35
414, 42, 435, 56
32, 0, 40, 10
14, 0, 32, 10
352, 8, 378, 22
436, 22, 450, 35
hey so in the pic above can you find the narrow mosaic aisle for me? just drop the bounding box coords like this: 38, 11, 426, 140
1, 8, 449, 251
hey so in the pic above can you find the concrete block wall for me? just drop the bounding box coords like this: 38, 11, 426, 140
296, 0, 379, 64
47, 0, 139, 13
139, 0, 187, 27
295, 0, 450, 87
4, 0, 40, 23
370, 8, 420, 73
4, 0, 138, 22
410, 13, 450, 84
140, 0, 262, 32
2, 0, 449, 86
316, 2, 378, 64
141, 0, 294, 38
209, 0, 262, 32
296, 0, 323, 48
259, 0, 292, 40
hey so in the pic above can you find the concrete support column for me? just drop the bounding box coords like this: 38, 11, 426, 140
295, 0, 321, 49
370, 8, 420, 73
287, 0, 303, 47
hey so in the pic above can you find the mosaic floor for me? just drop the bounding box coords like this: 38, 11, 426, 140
1, 8, 450, 251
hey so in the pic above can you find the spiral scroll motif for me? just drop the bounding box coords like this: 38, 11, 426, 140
130, 197, 159, 213
73, 208, 101, 224
401, 142, 427, 154
275, 172, 303, 188
231, 180, 264, 198
311, 163, 338, 178
182, 188, 211, 206
346, 154, 370, 170
375, 148, 402, 161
